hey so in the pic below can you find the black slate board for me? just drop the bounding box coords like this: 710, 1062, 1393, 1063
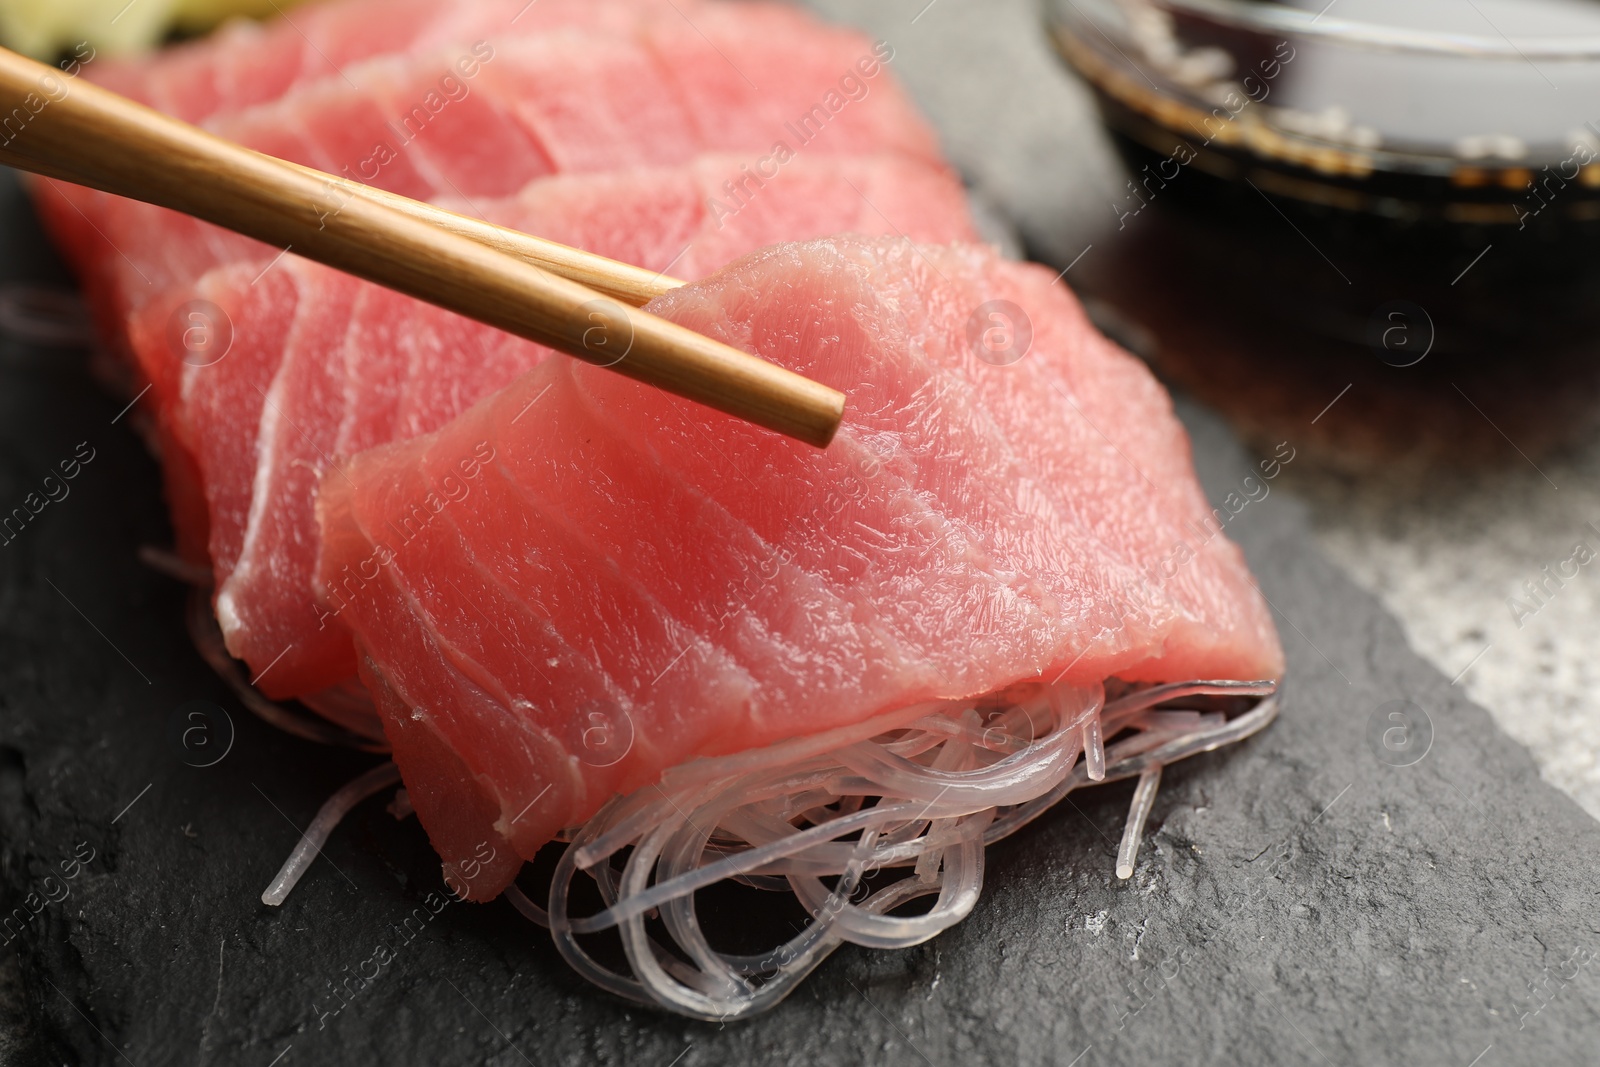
5, 2, 1600, 1063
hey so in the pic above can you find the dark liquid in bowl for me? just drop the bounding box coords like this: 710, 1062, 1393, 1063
1098, 116, 1600, 360
1048, 0, 1600, 468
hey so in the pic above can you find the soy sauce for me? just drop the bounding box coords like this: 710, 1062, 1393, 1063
1049, 0, 1600, 363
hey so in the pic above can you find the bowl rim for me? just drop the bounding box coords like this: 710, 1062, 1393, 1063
1052, 0, 1600, 60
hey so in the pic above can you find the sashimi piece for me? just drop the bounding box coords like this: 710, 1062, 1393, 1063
215, 46, 553, 202
118, 258, 370, 694
77, 142, 973, 344
640, 5, 938, 163
92, 198, 272, 313
472, 31, 702, 175
356, 51, 553, 199
206, 20, 935, 194
90, 0, 707, 123
100, 145, 962, 606
389, 152, 981, 436
479, 18, 939, 170
209, 153, 978, 698
121, 260, 349, 618
182, 263, 355, 594
41, 2, 941, 334
314, 236, 1285, 899
24, 178, 157, 357
213, 264, 367, 694
54, 37, 571, 324
463, 153, 981, 282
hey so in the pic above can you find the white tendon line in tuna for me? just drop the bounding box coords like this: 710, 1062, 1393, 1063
523, 678, 1279, 1020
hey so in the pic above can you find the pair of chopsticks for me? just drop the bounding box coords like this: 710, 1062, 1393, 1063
0, 47, 845, 448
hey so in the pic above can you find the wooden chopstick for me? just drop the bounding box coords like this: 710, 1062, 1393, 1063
281, 161, 684, 307
15, 147, 685, 308
0, 47, 843, 447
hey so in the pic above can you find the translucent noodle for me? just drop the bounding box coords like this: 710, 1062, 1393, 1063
539, 678, 1278, 1021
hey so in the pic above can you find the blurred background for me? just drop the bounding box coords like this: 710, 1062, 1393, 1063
0, 0, 293, 59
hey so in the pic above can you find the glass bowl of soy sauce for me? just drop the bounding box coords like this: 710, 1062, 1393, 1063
1044, 0, 1600, 464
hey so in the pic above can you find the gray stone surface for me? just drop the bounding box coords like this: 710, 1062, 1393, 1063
4, 2, 1600, 1064
1293, 446, 1600, 823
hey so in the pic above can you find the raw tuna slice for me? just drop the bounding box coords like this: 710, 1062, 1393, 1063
211, 264, 369, 693
194, 153, 978, 698
40, 2, 938, 333
84, 149, 971, 590
467, 153, 980, 282
50, 0, 692, 295
205, 20, 934, 192
638, 4, 919, 161
313, 236, 1285, 899
90, 0, 705, 123
118, 262, 307, 577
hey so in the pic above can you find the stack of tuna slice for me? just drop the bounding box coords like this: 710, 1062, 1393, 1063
39, 0, 979, 711
36, 0, 1284, 1017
